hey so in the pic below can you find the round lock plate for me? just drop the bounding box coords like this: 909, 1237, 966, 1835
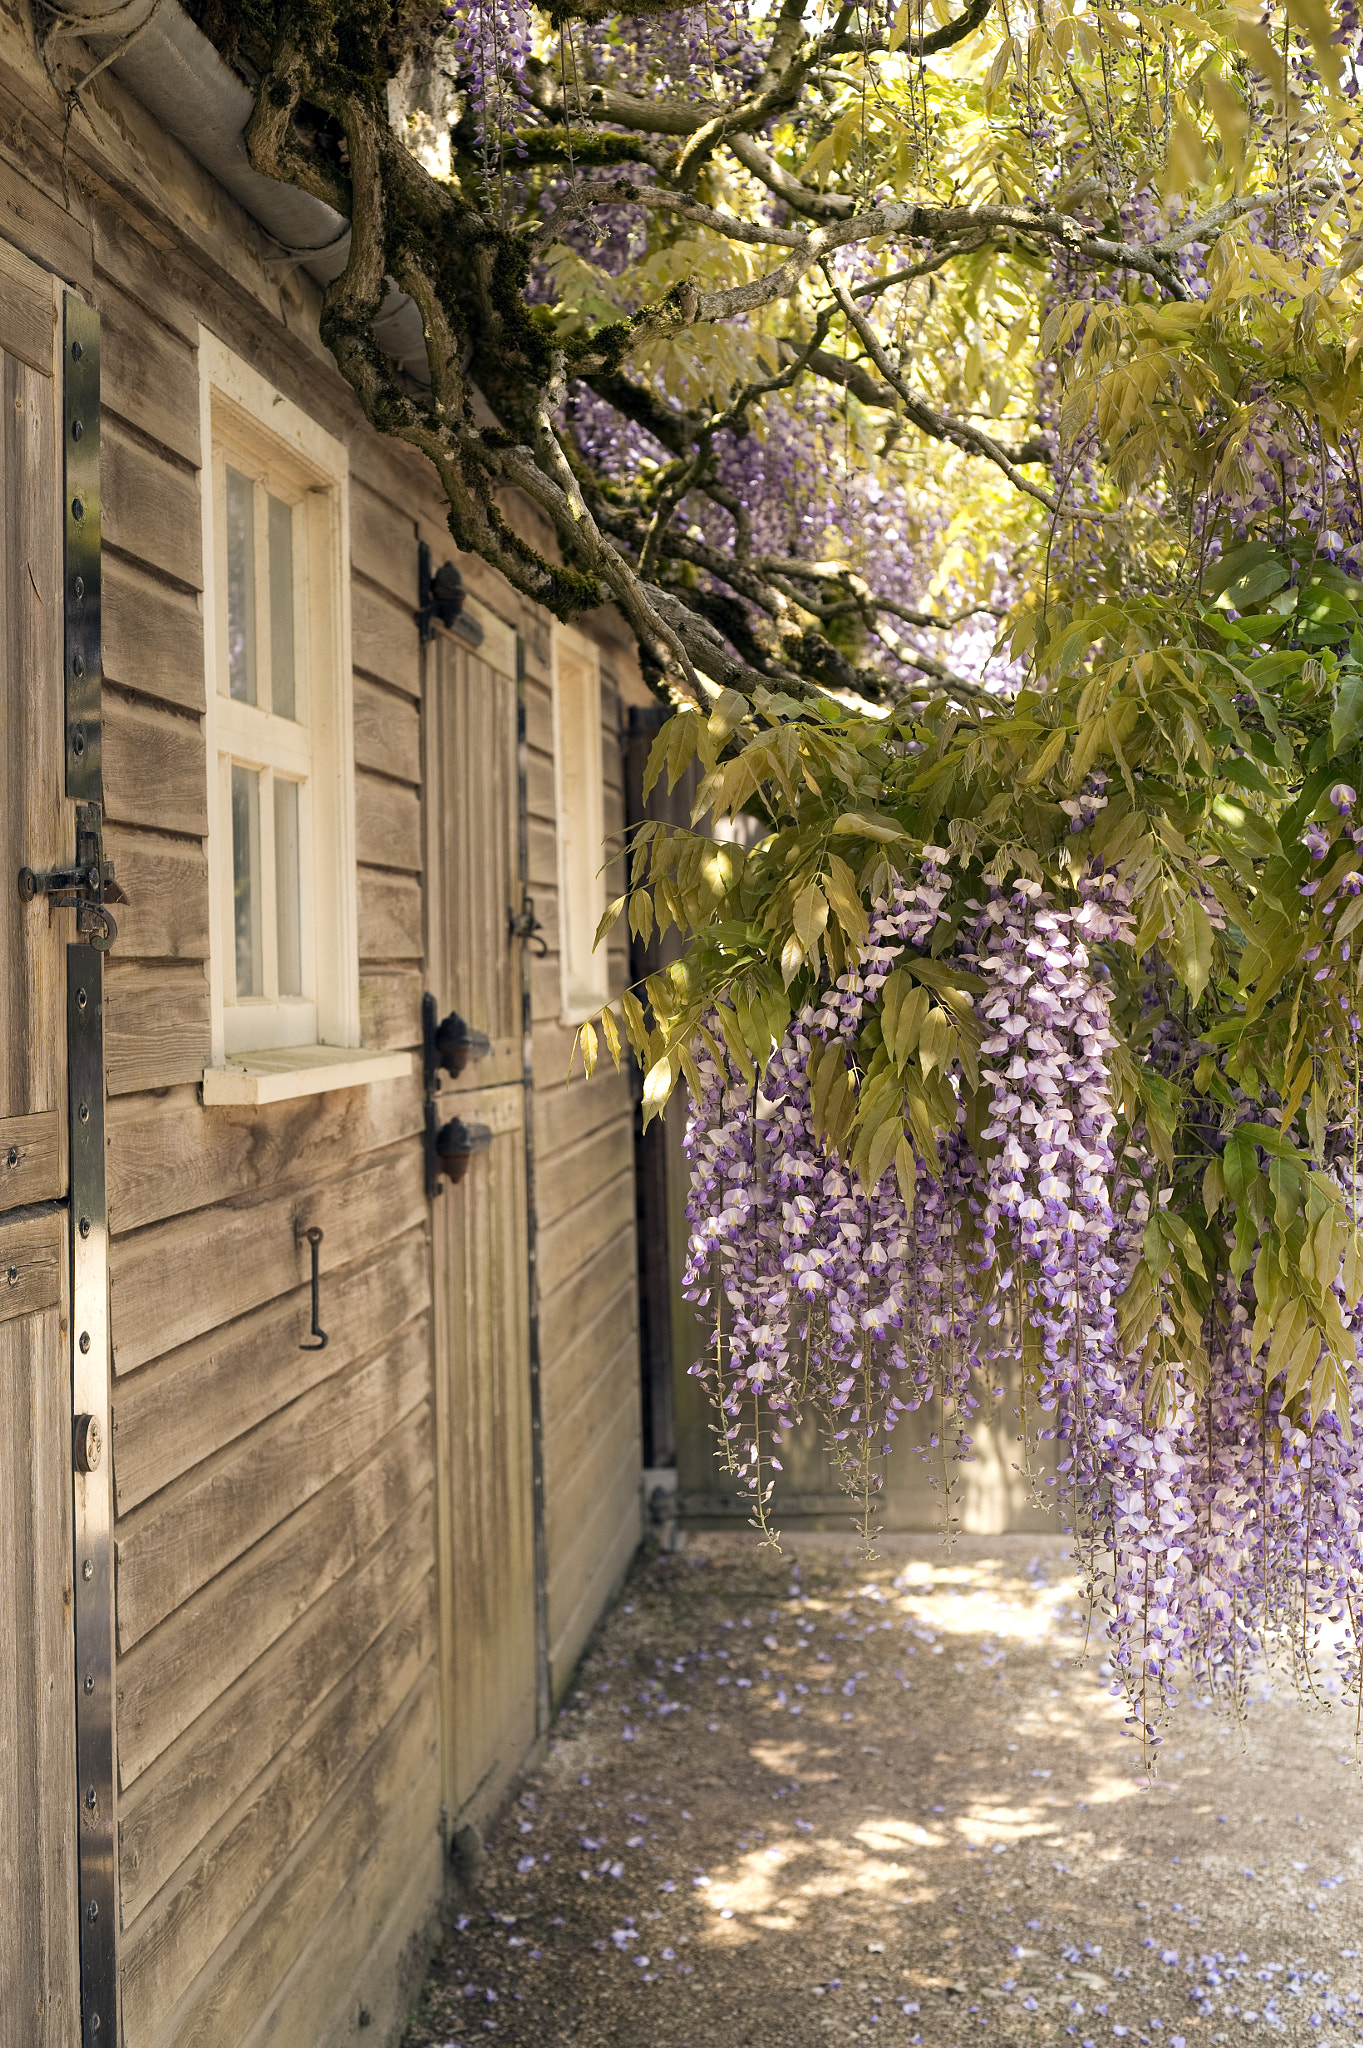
73, 1413, 102, 1475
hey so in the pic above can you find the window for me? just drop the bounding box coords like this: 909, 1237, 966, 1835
553, 626, 610, 1021
199, 334, 384, 1102
216, 454, 315, 1045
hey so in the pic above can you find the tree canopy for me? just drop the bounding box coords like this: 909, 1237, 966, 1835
196, 0, 1363, 1753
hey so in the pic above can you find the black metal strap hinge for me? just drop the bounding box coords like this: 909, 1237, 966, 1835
18, 801, 122, 951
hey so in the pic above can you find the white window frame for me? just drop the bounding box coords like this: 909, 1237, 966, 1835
199, 332, 361, 1080
553, 624, 611, 1023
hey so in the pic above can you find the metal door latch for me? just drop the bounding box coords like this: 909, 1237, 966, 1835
508, 892, 547, 957
18, 802, 124, 951
294, 1222, 328, 1350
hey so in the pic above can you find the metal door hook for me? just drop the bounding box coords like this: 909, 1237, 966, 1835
295, 1222, 328, 1350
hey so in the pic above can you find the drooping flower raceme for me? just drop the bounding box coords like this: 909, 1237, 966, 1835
681, 852, 1363, 1754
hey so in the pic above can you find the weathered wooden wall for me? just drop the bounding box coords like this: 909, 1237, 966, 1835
94, 250, 442, 2048
523, 614, 646, 1700
0, 13, 648, 2042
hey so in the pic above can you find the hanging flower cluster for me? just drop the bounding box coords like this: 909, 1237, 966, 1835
679, 837, 1363, 1756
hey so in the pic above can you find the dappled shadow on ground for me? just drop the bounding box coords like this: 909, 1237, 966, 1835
403, 1533, 1363, 2047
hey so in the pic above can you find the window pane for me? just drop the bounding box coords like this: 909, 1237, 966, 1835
268, 494, 296, 721
231, 764, 263, 998
274, 777, 302, 998
225, 467, 257, 704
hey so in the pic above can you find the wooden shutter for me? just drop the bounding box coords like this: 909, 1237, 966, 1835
0, 243, 81, 2042
424, 626, 537, 1827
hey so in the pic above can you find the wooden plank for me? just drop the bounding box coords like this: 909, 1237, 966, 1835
353, 675, 420, 784
129, 1673, 438, 2048
116, 1401, 432, 1786
539, 1271, 637, 1416
110, 1142, 425, 1372
235, 1752, 441, 2048
536, 1117, 634, 1231
1, 354, 66, 1156
0, 135, 93, 297
355, 770, 422, 875
116, 1314, 431, 1651
98, 277, 200, 467
358, 968, 422, 1053
524, 743, 556, 824
357, 870, 423, 962
103, 550, 205, 715
102, 826, 210, 964
0, 1292, 80, 2042
546, 1355, 641, 1539
106, 1071, 422, 1236
103, 690, 207, 837
117, 1490, 433, 1922
104, 966, 211, 1096
521, 675, 554, 752
113, 1227, 429, 1513
349, 481, 417, 602
526, 816, 559, 890
0, 231, 54, 378
533, 1067, 632, 1168
88, 199, 197, 346
543, 1329, 639, 1508
430, 1116, 536, 1819
538, 1162, 635, 1300
0, 1210, 61, 1325
547, 1469, 640, 1701
425, 637, 520, 1042
538, 1230, 641, 1370
103, 416, 202, 590
352, 581, 419, 698
120, 1585, 435, 2038
0, 1109, 60, 1212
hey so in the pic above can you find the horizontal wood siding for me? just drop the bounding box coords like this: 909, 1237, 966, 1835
89, 208, 442, 2045
0, 41, 654, 2047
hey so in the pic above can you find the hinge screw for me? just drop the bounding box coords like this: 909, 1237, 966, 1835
5, 1146, 17, 1167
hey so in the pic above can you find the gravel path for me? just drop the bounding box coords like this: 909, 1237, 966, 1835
402, 1532, 1363, 2047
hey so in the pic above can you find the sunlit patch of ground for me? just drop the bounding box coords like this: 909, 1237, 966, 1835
402, 1533, 1363, 2048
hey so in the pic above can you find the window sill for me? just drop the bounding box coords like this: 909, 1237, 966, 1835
201, 1045, 413, 1107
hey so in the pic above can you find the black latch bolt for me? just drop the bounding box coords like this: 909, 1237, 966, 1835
508, 893, 547, 957
17, 799, 126, 951
432, 1117, 493, 1187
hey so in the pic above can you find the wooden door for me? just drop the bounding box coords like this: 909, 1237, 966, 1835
0, 246, 81, 2043
425, 622, 538, 1830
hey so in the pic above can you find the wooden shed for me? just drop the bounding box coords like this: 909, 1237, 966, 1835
0, 7, 650, 2042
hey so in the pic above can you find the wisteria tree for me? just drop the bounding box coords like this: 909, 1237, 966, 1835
197, 0, 1363, 1752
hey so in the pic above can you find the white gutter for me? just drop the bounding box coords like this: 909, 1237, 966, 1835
70, 0, 430, 376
